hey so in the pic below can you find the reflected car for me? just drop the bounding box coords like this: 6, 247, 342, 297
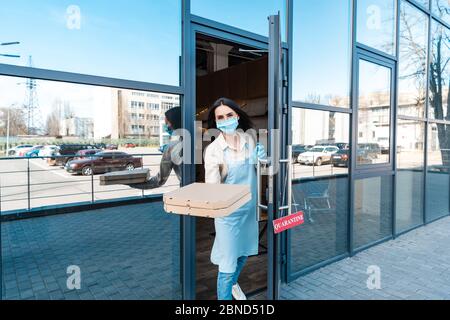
74, 149, 102, 160
106, 144, 119, 150
38, 145, 59, 159
297, 146, 340, 166
65, 152, 143, 176
357, 143, 381, 164
292, 145, 307, 163
124, 143, 136, 148
51, 144, 98, 166
331, 149, 349, 167
25, 146, 45, 157
7, 144, 34, 157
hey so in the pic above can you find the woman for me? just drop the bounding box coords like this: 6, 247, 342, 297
204, 97, 265, 300
127, 106, 182, 189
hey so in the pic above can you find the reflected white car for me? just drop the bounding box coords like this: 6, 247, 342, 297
38, 145, 59, 158
297, 146, 340, 166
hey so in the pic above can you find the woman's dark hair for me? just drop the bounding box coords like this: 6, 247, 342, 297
207, 97, 254, 131
165, 106, 182, 130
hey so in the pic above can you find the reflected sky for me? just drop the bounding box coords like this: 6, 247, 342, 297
357, 0, 396, 55
191, 0, 286, 39
0, 0, 181, 85
292, 0, 351, 107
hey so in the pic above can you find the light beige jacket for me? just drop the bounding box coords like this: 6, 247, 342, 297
204, 131, 256, 184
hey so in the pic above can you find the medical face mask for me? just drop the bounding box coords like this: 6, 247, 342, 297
217, 117, 239, 134
163, 123, 174, 136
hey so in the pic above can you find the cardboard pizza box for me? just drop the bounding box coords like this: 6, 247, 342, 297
163, 183, 251, 218
99, 168, 149, 186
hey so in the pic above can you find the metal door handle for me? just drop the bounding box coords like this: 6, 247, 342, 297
256, 158, 269, 222
279, 145, 293, 215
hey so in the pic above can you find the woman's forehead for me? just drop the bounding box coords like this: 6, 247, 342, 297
215, 104, 235, 115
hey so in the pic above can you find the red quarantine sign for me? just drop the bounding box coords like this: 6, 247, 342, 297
273, 211, 305, 234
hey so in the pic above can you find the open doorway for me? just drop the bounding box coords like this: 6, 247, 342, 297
194, 34, 269, 300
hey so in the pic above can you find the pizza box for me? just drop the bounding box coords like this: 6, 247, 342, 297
99, 168, 149, 186
163, 183, 251, 218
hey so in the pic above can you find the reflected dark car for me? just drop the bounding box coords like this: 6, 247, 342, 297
65, 152, 143, 176
51, 144, 98, 166
74, 149, 101, 160
106, 144, 119, 150
334, 142, 349, 150
292, 144, 307, 162
331, 149, 349, 167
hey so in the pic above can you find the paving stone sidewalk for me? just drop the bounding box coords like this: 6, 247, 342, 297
280, 216, 450, 300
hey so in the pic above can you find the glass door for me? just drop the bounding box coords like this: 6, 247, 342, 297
351, 51, 396, 252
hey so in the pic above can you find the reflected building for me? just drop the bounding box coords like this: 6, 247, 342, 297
59, 117, 94, 139
111, 89, 180, 140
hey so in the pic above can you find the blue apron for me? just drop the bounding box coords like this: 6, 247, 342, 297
210, 146, 259, 273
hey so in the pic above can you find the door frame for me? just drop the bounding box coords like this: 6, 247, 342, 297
183, 16, 284, 300
349, 48, 397, 253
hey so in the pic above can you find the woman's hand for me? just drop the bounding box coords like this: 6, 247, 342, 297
251, 143, 267, 164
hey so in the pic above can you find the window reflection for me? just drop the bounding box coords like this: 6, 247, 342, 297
191, 0, 286, 40
429, 21, 449, 120
357, 60, 391, 165
292, 0, 351, 107
398, 1, 429, 118
432, 0, 450, 25
0, 0, 182, 85
290, 108, 349, 272
0, 75, 181, 212
427, 122, 450, 221
292, 108, 350, 179
396, 119, 425, 232
357, 0, 396, 55
354, 175, 393, 249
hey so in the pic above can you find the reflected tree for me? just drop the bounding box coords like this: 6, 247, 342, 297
429, 23, 449, 167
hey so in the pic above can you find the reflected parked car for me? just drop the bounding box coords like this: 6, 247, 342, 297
65, 152, 143, 176
297, 146, 340, 166
38, 145, 59, 159
124, 143, 136, 148
7, 144, 34, 157
74, 149, 102, 160
357, 143, 381, 164
106, 144, 118, 150
331, 149, 349, 167
50, 144, 98, 166
25, 146, 45, 157
292, 145, 307, 162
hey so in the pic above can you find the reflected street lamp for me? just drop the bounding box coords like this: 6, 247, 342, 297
0, 41, 20, 59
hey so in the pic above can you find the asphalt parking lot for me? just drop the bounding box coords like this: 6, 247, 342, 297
0, 146, 350, 213
0, 148, 179, 213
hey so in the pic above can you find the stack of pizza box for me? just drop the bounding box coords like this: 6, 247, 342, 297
163, 183, 251, 218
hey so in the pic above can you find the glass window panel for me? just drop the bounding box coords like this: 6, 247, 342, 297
357, 0, 397, 55
0, 75, 181, 213
354, 175, 393, 249
357, 60, 392, 165
429, 21, 450, 120
1, 202, 181, 300
414, 0, 430, 9
0, 0, 181, 85
426, 122, 450, 221
292, 0, 351, 107
432, 0, 450, 25
191, 0, 286, 40
398, 1, 429, 118
396, 119, 425, 233
289, 108, 349, 272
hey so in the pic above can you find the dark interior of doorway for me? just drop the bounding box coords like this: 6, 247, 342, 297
195, 34, 269, 300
